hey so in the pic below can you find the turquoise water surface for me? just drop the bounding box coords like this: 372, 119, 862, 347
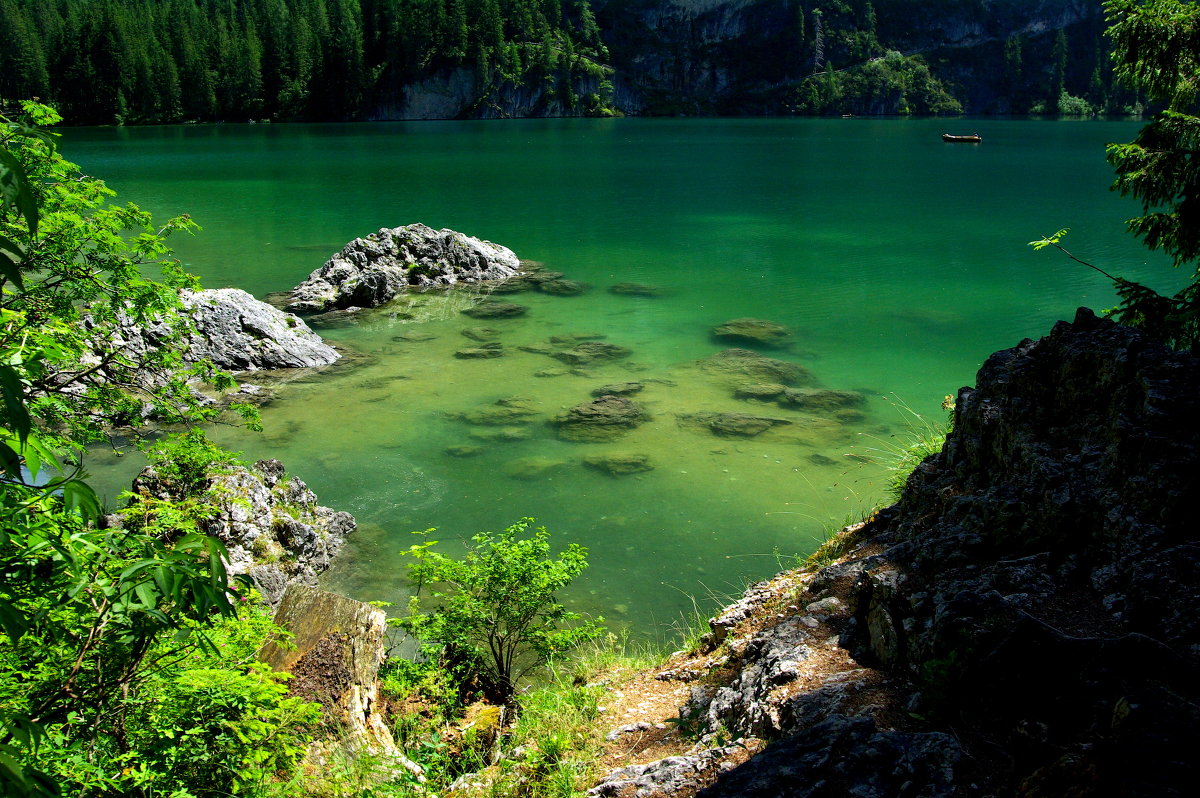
65, 117, 1174, 640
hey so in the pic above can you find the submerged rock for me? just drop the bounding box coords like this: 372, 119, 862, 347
551, 341, 633, 366
609, 282, 666, 297
549, 332, 607, 345
468, 425, 530, 442
583, 452, 654, 476
503, 456, 567, 480
679, 411, 792, 438
697, 349, 811, 386
461, 326, 502, 341
524, 270, 565, 284
591, 381, 644, 397
284, 223, 521, 312
489, 276, 534, 294
552, 395, 650, 442
454, 344, 504, 359
733, 382, 788, 401
711, 317, 792, 348
537, 278, 589, 296
456, 397, 539, 426
461, 300, 528, 319
444, 444, 485, 457
778, 388, 866, 412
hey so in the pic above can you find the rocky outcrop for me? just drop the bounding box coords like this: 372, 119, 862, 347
285, 224, 521, 313
838, 307, 1200, 794
590, 308, 1199, 796
125, 458, 355, 607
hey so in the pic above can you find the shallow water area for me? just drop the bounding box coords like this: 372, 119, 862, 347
66, 117, 1175, 641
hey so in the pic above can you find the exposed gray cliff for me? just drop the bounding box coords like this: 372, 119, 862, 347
285, 223, 522, 313
591, 308, 1198, 796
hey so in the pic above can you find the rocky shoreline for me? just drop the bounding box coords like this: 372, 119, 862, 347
586, 308, 1200, 796
115, 223, 1199, 795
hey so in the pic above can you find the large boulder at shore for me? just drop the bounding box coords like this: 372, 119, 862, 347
86, 288, 339, 375
285, 223, 521, 313
180, 288, 340, 370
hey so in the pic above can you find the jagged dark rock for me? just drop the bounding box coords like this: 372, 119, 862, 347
697, 715, 963, 798
834, 307, 1200, 794
284, 224, 521, 312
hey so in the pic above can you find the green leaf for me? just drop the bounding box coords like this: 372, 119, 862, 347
0, 235, 26, 289
60, 480, 101, 522
0, 440, 22, 480
0, 147, 39, 236
0, 364, 32, 444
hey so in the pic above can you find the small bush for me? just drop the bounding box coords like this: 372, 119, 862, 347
393, 518, 604, 704
146, 428, 241, 496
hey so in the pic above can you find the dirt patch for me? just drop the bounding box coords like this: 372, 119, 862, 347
286, 631, 352, 713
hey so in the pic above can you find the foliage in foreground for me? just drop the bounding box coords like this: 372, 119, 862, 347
1034, 0, 1200, 350
394, 519, 604, 706
324, 633, 655, 798
2, 102, 306, 798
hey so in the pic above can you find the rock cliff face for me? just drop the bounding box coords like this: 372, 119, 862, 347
369, 68, 605, 121
591, 308, 1198, 796
594, 0, 1101, 115
259, 584, 422, 783
285, 224, 522, 313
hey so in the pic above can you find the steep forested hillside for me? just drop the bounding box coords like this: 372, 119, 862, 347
0, 0, 1131, 121
0, 0, 613, 123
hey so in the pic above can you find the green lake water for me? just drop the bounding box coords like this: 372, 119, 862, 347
64, 117, 1175, 642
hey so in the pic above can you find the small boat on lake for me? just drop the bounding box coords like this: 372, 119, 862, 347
942, 133, 982, 143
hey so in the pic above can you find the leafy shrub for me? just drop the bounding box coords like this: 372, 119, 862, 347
129, 663, 320, 797
393, 519, 604, 704
146, 428, 241, 497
